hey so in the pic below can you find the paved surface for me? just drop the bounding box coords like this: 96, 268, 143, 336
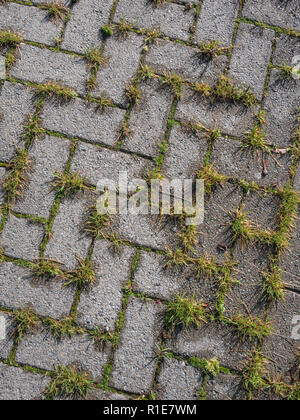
0, 0, 299, 400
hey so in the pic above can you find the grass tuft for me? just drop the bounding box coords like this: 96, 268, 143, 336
3, 149, 31, 202
64, 258, 96, 288
43, 316, 84, 339
229, 314, 272, 342
161, 72, 184, 98
0, 30, 22, 47
31, 258, 64, 280
212, 75, 256, 107
35, 81, 78, 100
197, 164, 227, 194
40, 1, 68, 23
189, 356, 229, 377
125, 82, 141, 105
101, 25, 113, 38
242, 350, 269, 399
165, 293, 207, 330
164, 247, 190, 269
198, 40, 230, 57
262, 264, 285, 302
51, 171, 88, 196
14, 308, 39, 343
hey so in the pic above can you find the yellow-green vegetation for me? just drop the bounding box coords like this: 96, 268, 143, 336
125, 82, 141, 104
51, 171, 88, 196
64, 258, 96, 288
34, 81, 78, 100
198, 40, 230, 57
0, 30, 22, 47
164, 247, 190, 269
85, 204, 110, 239
189, 356, 229, 377
242, 350, 269, 399
165, 293, 207, 330
43, 316, 84, 339
31, 258, 64, 280
197, 164, 228, 194
40, 2, 68, 23
14, 308, 39, 343
228, 314, 272, 342
242, 111, 271, 155
161, 72, 184, 98
262, 264, 285, 302
3, 149, 31, 202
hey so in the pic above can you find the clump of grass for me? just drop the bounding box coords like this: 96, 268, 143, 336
35, 81, 78, 100
242, 111, 271, 155
189, 356, 229, 377
262, 265, 285, 302
150, 0, 167, 5
64, 258, 96, 288
51, 171, 88, 196
164, 247, 190, 269
44, 365, 93, 399
144, 27, 161, 44
23, 114, 43, 143
113, 18, 134, 38
0, 30, 22, 47
177, 225, 198, 253
125, 82, 141, 104
197, 164, 228, 194
31, 258, 64, 280
194, 255, 220, 280
165, 293, 207, 330
84, 48, 108, 71
229, 209, 255, 246
190, 81, 212, 97
138, 64, 156, 81
40, 2, 68, 23
278, 63, 294, 79
94, 95, 114, 111
161, 72, 184, 98
212, 75, 256, 107
198, 40, 230, 57
14, 308, 39, 343
229, 314, 272, 342
242, 350, 269, 399
85, 204, 110, 239
3, 149, 31, 202
43, 316, 84, 339
101, 25, 113, 38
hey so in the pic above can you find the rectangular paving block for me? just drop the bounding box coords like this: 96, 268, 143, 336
242, 0, 300, 32
162, 124, 208, 179
61, 0, 114, 53
0, 312, 15, 359
0, 167, 6, 203
0, 214, 44, 261
92, 33, 144, 107
15, 325, 111, 382
228, 23, 274, 100
166, 322, 250, 371
195, 0, 239, 45
77, 240, 135, 331
133, 251, 217, 310
110, 297, 163, 394
0, 262, 75, 319
243, 191, 281, 232
0, 364, 50, 400
114, 0, 194, 41
12, 136, 70, 219
205, 373, 245, 400
263, 291, 300, 380
0, 3, 63, 46
122, 78, 173, 157
209, 136, 290, 187
144, 38, 227, 83
176, 87, 257, 137
10, 44, 88, 95
41, 97, 125, 146
0, 55, 6, 79
70, 141, 152, 187
0, 81, 35, 163
272, 35, 300, 67
263, 70, 299, 147
280, 216, 300, 292
157, 358, 202, 400
44, 194, 92, 270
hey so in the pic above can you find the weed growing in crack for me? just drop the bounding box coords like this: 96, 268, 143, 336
229, 209, 255, 246
0, 30, 22, 47
14, 308, 39, 343
31, 258, 64, 280
138, 64, 156, 81
197, 40, 230, 57
23, 114, 43, 143
242, 350, 269, 399
3, 149, 31, 202
113, 18, 134, 38
177, 225, 198, 253
161, 72, 184, 98
35, 81, 78, 100
277, 63, 295, 79
194, 255, 220, 280
189, 356, 229, 377
64, 258, 96, 288
44, 365, 93, 399
85, 204, 110, 239
40, 2, 68, 23
164, 247, 190, 269
43, 316, 84, 339
228, 314, 272, 342
197, 164, 227, 195
242, 111, 271, 155
51, 171, 88, 196
212, 75, 256, 107
262, 264, 285, 302
165, 293, 207, 330
84, 48, 108, 71
125, 82, 141, 105
190, 81, 212, 97
101, 25, 113, 39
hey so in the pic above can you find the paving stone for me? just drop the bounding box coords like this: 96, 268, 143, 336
86, 389, 132, 400
195, 183, 242, 262
0, 312, 15, 359
0, 56, 5, 79
11, 44, 88, 95
44, 194, 92, 270
195, 0, 239, 45
0, 82, 35, 163
273, 35, 300, 67
263, 291, 300, 380
210, 136, 290, 187
122, 78, 173, 157
12, 136, 70, 219
133, 251, 218, 310
0, 3, 63, 46
114, 0, 194, 41
280, 214, 300, 292
70, 141, 152, 187
0, 262, 75, 319
77, 240, 135, 331
162, 124, 208, 179
205, 373, 245, 400
0, 215, 44, 261
92, 33, 144, 107
294, 164, 300, 192
156, 358, 202, 400
61, 0, 114, 53
144, 38, 227, 83
110, 297, 163, 394
0, 364, 50, 400
15, 325, 111, 382
41, 97, 125, 146
0, 167, 6, 203
243, 191, 281, 231
242, 0, 300, 32
263, 70, 299, 147
228, 23, 274, 100
176, 87, 257, 137
224, 245, 271, 317
166, 322, 250, 372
